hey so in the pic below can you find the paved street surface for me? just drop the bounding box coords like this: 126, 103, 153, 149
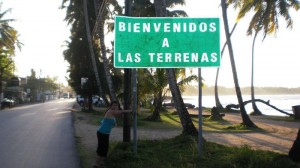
0, 99, 80, 168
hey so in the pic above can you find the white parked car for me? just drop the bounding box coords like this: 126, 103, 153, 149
92, 95, 104, 107
1, 98, 15, 109
76, 95, 104, 107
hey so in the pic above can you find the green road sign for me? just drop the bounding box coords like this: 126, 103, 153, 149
114, 16, 220, 68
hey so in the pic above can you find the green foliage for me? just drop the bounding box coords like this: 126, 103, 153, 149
229, 0, 300, 38
84, 107, 266, 133
0, 3, 21, 85
105, 135, 300, 168
77, 108, 299, 168
61, 0, 124, 98
225, 123, 263, 132
206, 115, 224, 121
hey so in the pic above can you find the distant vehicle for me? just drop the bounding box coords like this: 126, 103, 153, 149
63, 92, 70, 99
76, 95, 85, 105
76, 95, 105, 107
1, 98, 15, 109
92, 95, 104, 107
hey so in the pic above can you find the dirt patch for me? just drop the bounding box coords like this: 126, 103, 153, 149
72, 103, 300, 166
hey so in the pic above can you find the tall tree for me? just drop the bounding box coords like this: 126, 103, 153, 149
0, 4, 21, 102
234, 0, 300, 38
83, 0, 104, 109
229, 0, 300, 115
214, 23, 238, 110
142, 68, 197, 121
250, 30, 263, 115
153, 0, 198, 136
143, 68, 167, 121
221, 0, 257, 127
289, 128, 300, 162
92, 0, 122, 102
62, 0, 102, 103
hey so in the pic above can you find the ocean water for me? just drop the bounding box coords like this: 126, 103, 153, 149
180, 95, 300, 116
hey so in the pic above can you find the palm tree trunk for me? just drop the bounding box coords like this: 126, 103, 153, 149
99, 22, 117, 102
147, 92, 162, 121
154, 0, 198, 136
93, 0, 118, 102
215, 23, 237, 109
251, 31, 262, 115
214, 68, 223, 109
154, 94, 162, 120
83, 0, 104, 107
167, 69, 198, 136
221, 0, 256, 127
289, 128, 300, 162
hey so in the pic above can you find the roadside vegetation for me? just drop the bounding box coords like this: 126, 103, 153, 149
84, 107, 264, 133
75, 108, 300, 168
106, 135, 299, 168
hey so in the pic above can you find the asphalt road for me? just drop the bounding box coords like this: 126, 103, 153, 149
0, 99, 80, 168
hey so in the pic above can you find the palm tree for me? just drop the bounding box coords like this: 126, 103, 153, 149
289, 128, 300, 162
153, 0, 199, 136
250, 30, 263, 115
62, 0, 106, 107
0, 5, 21, 103
235, 0, 300, 38
92, 0, 122, 102
0, 7, 21, 51
141, 68, 198, 121
221, 0, 257, 127
141, 69, 166, 121
82, 0, 104, 110
215, 23, 238, 110
229, 0, 300, 115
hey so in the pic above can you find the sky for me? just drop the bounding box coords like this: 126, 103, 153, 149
180, 1, 300, 88
2, 0, 300, 88
2, 0, 70, 85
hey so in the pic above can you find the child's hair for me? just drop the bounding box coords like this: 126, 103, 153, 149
104, 101, 121, 114
111, 101, 121, 110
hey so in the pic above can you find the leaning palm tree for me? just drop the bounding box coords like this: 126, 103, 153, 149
249, 29, 263, 115
221, 0, 257, 127
92, 0, 122, 102
214, 23, 238, 110
289, 128, 300, 162
82, 0, 104, 107
230, 0, 300, 115
153, 0, 199, 136
235, 0, 300, 38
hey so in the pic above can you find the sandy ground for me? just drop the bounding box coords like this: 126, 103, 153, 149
72, 103, 300, 166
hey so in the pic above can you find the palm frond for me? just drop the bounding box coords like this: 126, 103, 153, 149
167, 10, 188, 17
166, 0, 186, 8
278, 0, 293, 28
289, 0, 300, 10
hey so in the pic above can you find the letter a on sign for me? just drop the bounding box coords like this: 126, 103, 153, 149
162, 38, 169, 48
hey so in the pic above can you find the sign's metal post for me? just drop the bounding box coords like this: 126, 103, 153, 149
132, 68, 138, 154
198, 68, 203, 158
